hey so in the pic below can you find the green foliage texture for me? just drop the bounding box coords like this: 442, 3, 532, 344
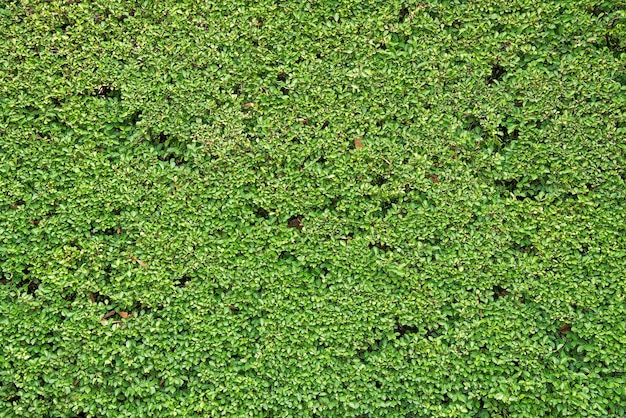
1, 0, 626, 416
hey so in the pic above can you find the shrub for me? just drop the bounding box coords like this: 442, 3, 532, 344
1, 0, 625, 416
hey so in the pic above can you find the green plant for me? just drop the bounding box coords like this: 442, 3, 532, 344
1, 0, 625, 416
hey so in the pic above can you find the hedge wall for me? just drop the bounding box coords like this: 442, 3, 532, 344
1, 0, 626, 416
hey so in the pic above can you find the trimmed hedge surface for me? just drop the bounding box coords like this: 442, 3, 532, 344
1, 0, 626, 416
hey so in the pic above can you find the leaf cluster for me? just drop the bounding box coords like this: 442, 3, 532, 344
1, 0, 626, 416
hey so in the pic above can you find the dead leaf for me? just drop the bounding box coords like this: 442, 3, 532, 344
242, 102, 255, 108
287, 215, 304, 231
131, 256, 147, 267
425, 173, 440, 183
100, 319, 108, 326
89, 292, 95, 303
116, 227, 121, 234
354, 135, 364, 149
559, 323, 572, 334
29, 219, 40, 226
102, 309, 116, 320
118, 311, 131, 319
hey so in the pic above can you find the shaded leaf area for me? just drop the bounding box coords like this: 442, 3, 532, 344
1, 0, 626, 417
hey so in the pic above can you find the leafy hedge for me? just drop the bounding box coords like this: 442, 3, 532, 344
1, 0, 626, 416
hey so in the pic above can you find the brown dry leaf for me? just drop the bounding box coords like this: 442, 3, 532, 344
354, 135, 364, 149
287, 215, 304, 231
242, 102, 255, 108
102, 309, 116, 320
100, 318, 109, 326
131, 256, 147, 267
116, 227, 121, 234
425, 173, 440, 183
89, 292, 95, 303
118, 311, 131, 319
559, 323, 572, 334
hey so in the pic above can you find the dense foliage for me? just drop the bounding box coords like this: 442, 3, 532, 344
1, 0, 626, 416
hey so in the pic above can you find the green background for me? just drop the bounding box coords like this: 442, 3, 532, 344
1, 0, 626, 416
